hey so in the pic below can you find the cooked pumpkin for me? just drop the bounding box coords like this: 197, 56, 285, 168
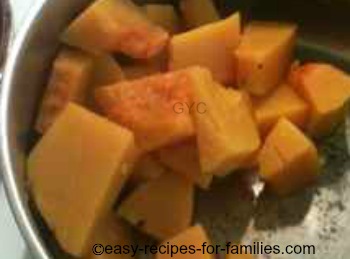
35, 48, 93, 133
95, 67, 215, 152
170, 13, 241, 84
235, 22, 297, 96
156, 138, 212, 189
123, 51, 168, 80
91, 53, 125, 87
118, 172, 194, 240
180, 0, 220, 28
289, 63, 350, 137
129, 155, 166, 187
29, 3, 349, 253
144, 4, 179, 33
61, 0, 169, 58
87, 53, 125, 112
85, 213, 133, 259
259, 118, 319, 196
28, 103, 136, 256
190, 69, 260, 176
253, 83, 309, 136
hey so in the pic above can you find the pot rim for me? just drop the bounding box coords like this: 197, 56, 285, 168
0, 0, 52, 258
0, 0, 12, 71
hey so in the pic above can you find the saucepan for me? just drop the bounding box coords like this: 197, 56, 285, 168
1, 0, 350, 258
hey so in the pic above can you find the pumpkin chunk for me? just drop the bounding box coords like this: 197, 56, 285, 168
87, 53, 125, 112
258, 118, 319, 196
144, 4, 179, 33
129, 155, 166, 187
95, 68, 214, 151
35, 48, 93, 133
235, 22, 297, 96
157, 138, 212, 189
289, 63, 350, 137
28, 103, 136, 256
253, 83, 309, 136
123, 51, 168, 80
170, 13, 241, 84
91, 54, 125, 87
61, 0, 169, 58
85, 214, 133, 259
118, 173, 194, 240
191, 69, 260, 175
180, 0, 220, 28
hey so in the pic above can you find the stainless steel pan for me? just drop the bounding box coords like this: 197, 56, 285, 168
1, 1, 350, 258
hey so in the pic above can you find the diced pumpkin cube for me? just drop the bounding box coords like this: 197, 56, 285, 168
289, 63, 350, 137
191, 69, 260, 176
85, 214, 133, 259
87, 54, 125, 112
235, 22, 297, 96
35, 48, 93, 133
180, 0, 220, 28
95, 68, 201, 152
123, 51, 168, 80
156, 138, 212, 189
253, 83, 309, 136
156, 225, 213, 259
28, 104, 136, 256
170, 13, 241, 84
129, 155, 166, 187
123, 64, 162, 80
144, 4, 179, 33
61, 0, 169, 59
258, 118, 319, 196
118, 172, 194, 240
91, 54, 125, 87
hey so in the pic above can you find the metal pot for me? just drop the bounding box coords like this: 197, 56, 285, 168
0, 1, 91, 258
2, 1, 350, 259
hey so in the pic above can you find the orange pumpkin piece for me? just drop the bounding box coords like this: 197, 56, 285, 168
253, 83, 309, 136
235, 22, 297, 96
87, 54, 125, 112
118, 172, 194, 240
91, 54, 125, 87
156, 138, 213, 189
289, 63, 350, 137
156, 225, 213, 259
170, 12, 241, 84
28, 104, 136, 256
123, 64, 162, 80
61, 0, 169, 59
123, 51, 168, 80
35, 48, 93, 133
95, 67, 206, 152
143, 4, 179, 33
129, 155, 166, 187
191, 70, 260, 176
85, 214, 133, 259
180, 0, 220, 28
258, 118, 319, 196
